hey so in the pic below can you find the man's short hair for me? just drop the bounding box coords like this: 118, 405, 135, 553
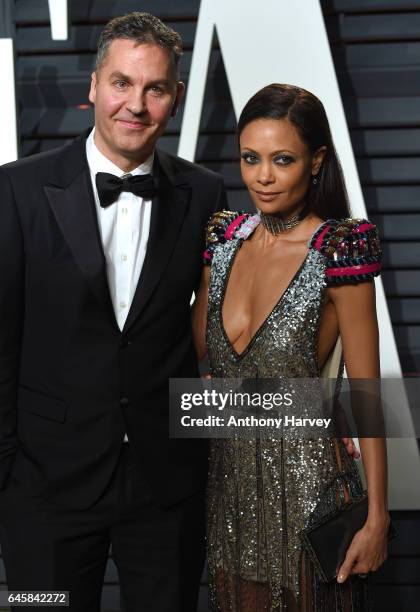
96, 12, 183, 79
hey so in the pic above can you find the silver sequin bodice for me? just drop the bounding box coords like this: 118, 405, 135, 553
206, 239, 326, 378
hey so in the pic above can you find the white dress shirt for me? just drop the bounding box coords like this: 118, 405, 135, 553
86, 128, 153, 443
86, 127, 153, 331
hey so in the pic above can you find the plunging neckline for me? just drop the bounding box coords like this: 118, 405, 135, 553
219, 219, 327, 360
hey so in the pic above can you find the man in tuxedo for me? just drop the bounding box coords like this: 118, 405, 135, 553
0, 12, 226, 612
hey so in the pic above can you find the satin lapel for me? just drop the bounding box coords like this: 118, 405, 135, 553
123, 152, 191, 333
44, 166, 117, 327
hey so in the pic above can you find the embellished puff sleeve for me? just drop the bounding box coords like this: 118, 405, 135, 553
310, 218, 382, 285
203, 210, 252, 265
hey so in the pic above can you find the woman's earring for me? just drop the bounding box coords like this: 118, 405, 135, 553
312, 174, 318, 186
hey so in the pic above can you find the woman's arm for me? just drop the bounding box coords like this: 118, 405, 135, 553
328, 280, 390, 583
191, 267, 211, 362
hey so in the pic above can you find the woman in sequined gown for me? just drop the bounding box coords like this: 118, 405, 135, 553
192, 84, 390, 612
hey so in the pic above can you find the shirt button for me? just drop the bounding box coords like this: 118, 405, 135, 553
121, 254, 128, 262
122, 207, 128, 214
120, 302, 127, 309
120, 398, 129, 407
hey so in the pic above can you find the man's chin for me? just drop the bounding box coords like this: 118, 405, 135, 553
114, 132, 155, 154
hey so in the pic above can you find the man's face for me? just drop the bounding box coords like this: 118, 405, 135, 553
89, 39, 184, 169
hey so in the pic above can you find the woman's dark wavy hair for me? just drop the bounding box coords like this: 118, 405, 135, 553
237, 84, 351, 220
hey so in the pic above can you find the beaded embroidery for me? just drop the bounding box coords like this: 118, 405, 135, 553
203, 210, 251, 264
310, 218, 382, 285
204, 212, 382, 287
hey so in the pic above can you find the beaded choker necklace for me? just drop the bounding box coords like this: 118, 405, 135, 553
259, 206, 310, 235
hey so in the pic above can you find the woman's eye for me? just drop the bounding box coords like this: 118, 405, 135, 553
274, 155, 293, 165
241, 153, 259, 164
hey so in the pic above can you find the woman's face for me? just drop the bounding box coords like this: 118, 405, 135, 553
239, 117, 325, 215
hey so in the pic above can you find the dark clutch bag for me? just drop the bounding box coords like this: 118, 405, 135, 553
300, 494, 397, 582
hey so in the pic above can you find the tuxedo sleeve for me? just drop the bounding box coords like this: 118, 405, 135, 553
214, 176, 228, 215
193, 175, 229, 293
0, 167, 24, 489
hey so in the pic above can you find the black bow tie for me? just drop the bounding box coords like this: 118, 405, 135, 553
95, 172, 155, 208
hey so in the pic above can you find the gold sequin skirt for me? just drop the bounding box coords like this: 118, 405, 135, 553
206, 436, 371, 612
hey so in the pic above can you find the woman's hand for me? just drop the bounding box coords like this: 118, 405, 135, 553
337, 514, 390, 583
342, 437, 360, 459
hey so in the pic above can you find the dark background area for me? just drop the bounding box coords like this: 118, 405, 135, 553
0, 0, 419, 610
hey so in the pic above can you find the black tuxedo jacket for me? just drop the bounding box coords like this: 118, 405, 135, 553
0, 130, 227, 509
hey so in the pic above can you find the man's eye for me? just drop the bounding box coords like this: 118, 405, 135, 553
114, 80, 127, 89
150, 86, 164, 95
241, 153, 259, 164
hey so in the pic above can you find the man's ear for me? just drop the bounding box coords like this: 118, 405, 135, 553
88, 71, 97, 105
171, 81, 186, 117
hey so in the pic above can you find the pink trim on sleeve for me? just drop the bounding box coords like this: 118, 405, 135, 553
354, 222, 375, 233
224, 214, 248, 240
314, 224, 331, 251
326, 261, 381, 277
